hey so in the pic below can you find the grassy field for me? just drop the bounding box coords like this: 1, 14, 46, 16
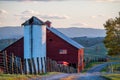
0, 72, 60, 80
103, 74, 120, 80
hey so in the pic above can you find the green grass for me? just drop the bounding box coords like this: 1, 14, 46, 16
0, 72, 60, 80
101, 63, 120, 73
103, 74, 120, 80
0, 74, 30, 80
82, 62, 104, 72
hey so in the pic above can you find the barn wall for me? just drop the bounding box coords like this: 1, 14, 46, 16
0, 38, 24, 59
46, 29, 78, 64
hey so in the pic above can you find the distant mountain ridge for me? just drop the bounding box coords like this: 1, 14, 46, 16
0, 27, 106, 39
0, 27, 23, 39
57, 27, 106, 38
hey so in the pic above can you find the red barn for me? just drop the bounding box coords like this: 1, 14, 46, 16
0, 17, 84, 72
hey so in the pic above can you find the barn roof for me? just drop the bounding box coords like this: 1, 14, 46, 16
22, 16, 45, 26
47, 27, 84, 49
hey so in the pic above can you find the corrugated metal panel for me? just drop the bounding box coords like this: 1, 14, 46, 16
32, 25, 46, 58
24, 25, 32, 59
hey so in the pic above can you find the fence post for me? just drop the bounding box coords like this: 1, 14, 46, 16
19, 58, 23, 74
14, 56, 19, 74
47, 57, 50, 72
27, 59, 33, 74
32, 58, 37, 75
44, 57, 47, 73
24, 59, 27, 74
10, 53, 14, 74
41, 57, 44, 74
49, 59, 53, 72
37, 57, 40, 74
3, 51, 8, 74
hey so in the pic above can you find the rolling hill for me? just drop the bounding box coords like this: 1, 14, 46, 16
0, 27, 106, 39
72, 37, 107, 55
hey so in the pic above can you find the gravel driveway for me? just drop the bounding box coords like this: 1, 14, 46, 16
37, 62, 117, 80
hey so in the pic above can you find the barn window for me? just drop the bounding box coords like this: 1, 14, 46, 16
59, 49, 67, 54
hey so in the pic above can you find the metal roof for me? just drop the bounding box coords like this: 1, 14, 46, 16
22, 16, 45, 26
47, 27, 84, 49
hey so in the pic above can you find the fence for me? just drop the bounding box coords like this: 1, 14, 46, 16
84, 54, 120, 73
84, 54, 109, 68
104, 62, 120, 73
0, 51, 77, 74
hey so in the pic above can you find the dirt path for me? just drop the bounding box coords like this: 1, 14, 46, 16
75, 73, 106, 80
37, 62, 116, 80
75, 62, 118, 80
38, 73, 72, 80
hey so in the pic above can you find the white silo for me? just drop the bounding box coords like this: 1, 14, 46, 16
22, 16, 46, 73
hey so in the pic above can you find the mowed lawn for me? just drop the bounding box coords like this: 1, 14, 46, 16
103, 74, 120, 80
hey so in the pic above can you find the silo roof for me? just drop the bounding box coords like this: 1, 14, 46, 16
22, 16, 45, 26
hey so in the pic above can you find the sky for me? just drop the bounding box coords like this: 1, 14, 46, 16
0, 0, 120, 29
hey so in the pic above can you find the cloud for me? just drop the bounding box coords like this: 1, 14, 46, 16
96, 0, 120, 2
0, 9, 8, 14
1, 0, 68, 2
91, 14, 107, 18
15, 10, 39, 16
14, 10, 39, 20
71, 22, 89, 27
40, 14, 69, 19
20, 16, 31, 20
22, 10, 39, 15
15, 10, 69, 20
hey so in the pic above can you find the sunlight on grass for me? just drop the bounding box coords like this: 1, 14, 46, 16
0, 72, 61, 80
103, 74, 120, 80
0, 74, 28, 80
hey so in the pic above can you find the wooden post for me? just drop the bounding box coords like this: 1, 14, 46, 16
32, 58, 37, 75
14, 56, 18, 74
37, 57, 40, 74
49, 59, 52, 72
50, 59, 53, 72
44, 57, 47, 73
41, 57, 44, 73
24, 59, 27, 74
11, 53, 14, 74
54, 61, 58, 72
47, 57, 50, 72
27, 59, 33, 74
19, 58, 23, 74
3, 51, 8, 74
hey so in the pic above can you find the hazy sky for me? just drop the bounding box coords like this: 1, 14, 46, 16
0, 0, 120, 29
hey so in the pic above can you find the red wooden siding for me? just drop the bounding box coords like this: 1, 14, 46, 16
47, 29, 83, 71
0, 38, 24, 59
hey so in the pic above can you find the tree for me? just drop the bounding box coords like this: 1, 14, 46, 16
104, 12, 120, 56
